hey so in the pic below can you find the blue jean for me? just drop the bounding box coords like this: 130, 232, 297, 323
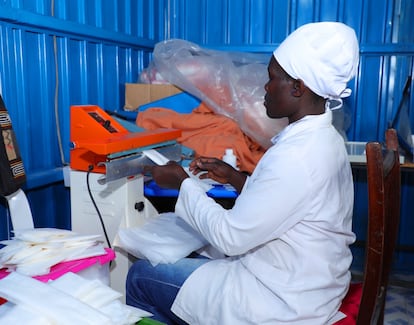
126, 256, 210, 325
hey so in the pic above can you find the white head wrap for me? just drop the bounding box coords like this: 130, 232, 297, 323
273, 22, 359, 110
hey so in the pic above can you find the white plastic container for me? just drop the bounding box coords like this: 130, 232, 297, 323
222, 148, 237, 169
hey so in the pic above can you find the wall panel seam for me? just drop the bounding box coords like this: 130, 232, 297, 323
0, 6, 156, 50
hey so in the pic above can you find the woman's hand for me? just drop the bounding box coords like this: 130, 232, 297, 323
189, 157, 247, 193
146, 161, 189, 190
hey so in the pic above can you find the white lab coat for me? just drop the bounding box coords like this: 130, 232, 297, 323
171, 109, 355, 324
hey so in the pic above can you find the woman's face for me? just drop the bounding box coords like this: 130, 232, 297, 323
264, 57, 296, 120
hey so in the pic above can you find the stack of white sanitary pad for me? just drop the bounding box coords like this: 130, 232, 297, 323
0, 228, 153, 324
0, 271, 152, 324
0, 228, 106, 276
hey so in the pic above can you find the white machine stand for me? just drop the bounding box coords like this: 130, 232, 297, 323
70, 170, 158, 301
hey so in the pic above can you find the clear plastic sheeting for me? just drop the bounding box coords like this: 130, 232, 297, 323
140, 39, 289, 149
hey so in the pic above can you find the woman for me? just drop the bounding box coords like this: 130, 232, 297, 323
126, 21, 359, 324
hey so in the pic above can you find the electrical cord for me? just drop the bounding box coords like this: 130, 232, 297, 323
86, 165, 112, 250
51, 0, 67, 167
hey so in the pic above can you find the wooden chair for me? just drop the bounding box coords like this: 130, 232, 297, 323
336, 128, 401, 324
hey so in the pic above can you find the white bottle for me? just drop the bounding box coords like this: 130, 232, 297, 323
222, 148, 237, 169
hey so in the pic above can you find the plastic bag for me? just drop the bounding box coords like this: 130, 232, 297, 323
116, 213, 208, 266
140, 39, 288, 148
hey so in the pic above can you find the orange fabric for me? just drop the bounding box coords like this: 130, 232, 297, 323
334, 282, 363, 324
136, 103, 266, 174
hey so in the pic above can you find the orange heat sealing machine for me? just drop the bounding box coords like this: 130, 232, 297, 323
70, 105, 182, 183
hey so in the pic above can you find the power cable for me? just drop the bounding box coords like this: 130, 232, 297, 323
86, 166, 112, 250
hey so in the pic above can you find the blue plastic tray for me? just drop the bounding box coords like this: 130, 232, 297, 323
139, 92, 201, 114
144, 180, 238, 199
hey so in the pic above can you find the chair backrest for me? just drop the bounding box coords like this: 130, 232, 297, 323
356, 128, 401, 324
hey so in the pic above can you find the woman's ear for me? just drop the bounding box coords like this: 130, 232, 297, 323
291, 79, 306, 97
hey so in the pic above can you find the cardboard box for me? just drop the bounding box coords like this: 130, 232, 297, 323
124, 83, 182, 111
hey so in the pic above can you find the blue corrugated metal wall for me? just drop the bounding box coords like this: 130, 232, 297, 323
0, 0, 166, 238
0, 0, 413, 272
